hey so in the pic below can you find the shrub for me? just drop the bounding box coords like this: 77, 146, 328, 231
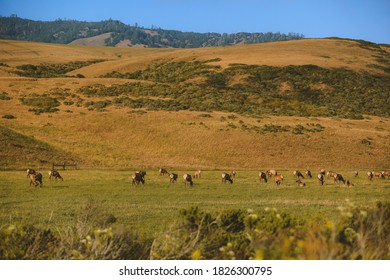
361, 138, 372, 145
13, 60, 105, 78
152, 203, 389, 260
0, 92, 11, 100
1, 203, 388, 260
20, 95, 60, 115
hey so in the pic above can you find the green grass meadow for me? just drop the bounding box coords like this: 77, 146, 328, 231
1, 169, 389, 237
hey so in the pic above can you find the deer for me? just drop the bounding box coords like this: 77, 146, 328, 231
222, 173, 233, 184
183, 174, 193, 186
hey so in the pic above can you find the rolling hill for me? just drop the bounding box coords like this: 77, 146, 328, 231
0, 38, 389, 170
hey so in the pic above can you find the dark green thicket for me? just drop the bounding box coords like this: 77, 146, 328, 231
13, 60, 105, 78
20, 94, 60, 114
90, 61, 390, 118
0, 91, 11, 100
103, 61, 220, 83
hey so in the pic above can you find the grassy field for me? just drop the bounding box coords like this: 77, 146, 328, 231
1, 169, 389, 236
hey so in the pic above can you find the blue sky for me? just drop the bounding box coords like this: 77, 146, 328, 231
1, 0, 389, 43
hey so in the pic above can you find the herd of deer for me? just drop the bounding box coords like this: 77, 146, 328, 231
129, 168, 390, 187
25, 168, 389, 188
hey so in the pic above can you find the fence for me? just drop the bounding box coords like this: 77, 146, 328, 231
52, 162, 78, 170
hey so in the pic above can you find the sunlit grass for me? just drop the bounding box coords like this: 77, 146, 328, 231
1, 169, 389, 237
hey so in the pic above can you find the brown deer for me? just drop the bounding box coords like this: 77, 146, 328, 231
333, 173, 345, 184
274, 174, 284, 186
169, 173, 178, 183
194, 170, 201, 178
49, 169, 63, 181
318, 173, 324, 185
222, 173, 233, 184
28, 172, 43, 188
293, 170, 305, 179
183, 174, 193, 186
259, 171, 268, 183
367, 171, 373, 181
132, 171, 146, 185
159, 168, 168, 176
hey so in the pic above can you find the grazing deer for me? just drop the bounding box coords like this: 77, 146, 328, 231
318, 173, 324, 185
194, 170, 201, 179
274, 174, 284, 186
29, 172, 43, 188
49, 169, 63, 181
169, 173, 178, 183
333, 173, 345, 184
367, 171, 373, 181
132, 171, 146, 185
293, 170, 305, 179
183, 174, 193, 186
222, 173, 233, 184
259, 171, 268, 183
159, 168, 168, 176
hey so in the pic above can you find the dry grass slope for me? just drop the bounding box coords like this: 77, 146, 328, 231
0, 39, 389, 169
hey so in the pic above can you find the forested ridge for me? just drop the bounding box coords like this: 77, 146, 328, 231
0, 16, 304, 47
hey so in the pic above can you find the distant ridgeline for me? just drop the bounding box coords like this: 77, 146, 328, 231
0, 16, 304, 47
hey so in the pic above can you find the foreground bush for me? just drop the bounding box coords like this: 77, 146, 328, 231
0, 223, 152, 260
151, 202, 389, 260
1, 202, 388, 259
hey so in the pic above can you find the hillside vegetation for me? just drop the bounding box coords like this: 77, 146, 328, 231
0, 38, 389, 169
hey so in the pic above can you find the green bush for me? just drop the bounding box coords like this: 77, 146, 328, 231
102, 60, 220, 83
0, 92, 11, 100
13, 60, 105, 78
20, 95, 60, 115
151, 203, 389, 260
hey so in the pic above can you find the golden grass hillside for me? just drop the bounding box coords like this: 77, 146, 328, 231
0, 39, 389, 170
1, 38, 389, 75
